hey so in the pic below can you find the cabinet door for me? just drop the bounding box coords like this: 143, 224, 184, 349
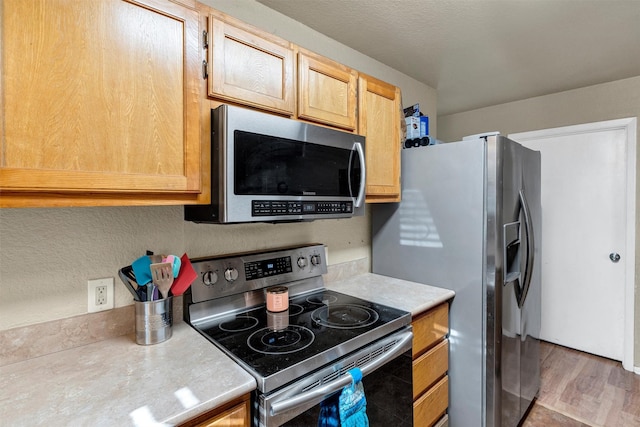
358, 74, 402, 203
0, 0, 201, 207
297, 48, 357, 130
208, 11, 294, 115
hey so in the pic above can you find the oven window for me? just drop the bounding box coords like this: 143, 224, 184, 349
234, 130, 361, 197
280, 350, 413, 427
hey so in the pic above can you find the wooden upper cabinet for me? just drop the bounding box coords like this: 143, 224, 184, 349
207, 11, 295, 116
297, 48, 357, 131
358, 74, 402, 203
0, 0, 201, 207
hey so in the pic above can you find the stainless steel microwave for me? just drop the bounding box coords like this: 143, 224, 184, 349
184, 104, 366, 223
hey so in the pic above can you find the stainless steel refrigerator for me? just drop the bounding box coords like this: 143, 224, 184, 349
372, 134, 541, 427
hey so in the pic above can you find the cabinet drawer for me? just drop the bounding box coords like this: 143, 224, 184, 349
194, 402, 247, 427
414, 376, 448, 427
413, 339, 448, 399
180, 394, 250, 427
412, 303, 449, 357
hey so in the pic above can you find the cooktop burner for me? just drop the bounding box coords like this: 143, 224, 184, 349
219, 315, 259, 332
247, 325, 315, 355
311, 304, 379, 329
288, 304, 303, 316
306, 294, 338, 305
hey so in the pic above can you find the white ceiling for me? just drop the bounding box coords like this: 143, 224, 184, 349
256, 0, 640, 115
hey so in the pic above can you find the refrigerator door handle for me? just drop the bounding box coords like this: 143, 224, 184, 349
518, 189, 535, 308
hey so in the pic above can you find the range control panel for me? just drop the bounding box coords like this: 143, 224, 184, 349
189, 243, 327, 304
244, 256, 292, 280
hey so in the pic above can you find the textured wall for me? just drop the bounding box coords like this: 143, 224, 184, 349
438, 75, 640, 367
437, 76, 640, 143
0, 0, 435, 330
0, 206, 369, 329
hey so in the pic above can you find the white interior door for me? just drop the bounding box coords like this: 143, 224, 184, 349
510, 118, 636, 370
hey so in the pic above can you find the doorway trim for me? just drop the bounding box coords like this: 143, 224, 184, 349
510, 117, 637, 372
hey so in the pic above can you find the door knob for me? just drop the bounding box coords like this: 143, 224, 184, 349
610, 253, 621, 263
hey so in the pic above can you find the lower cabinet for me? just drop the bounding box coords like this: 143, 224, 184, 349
413, 302, 450, 427
180, 394, 250, 427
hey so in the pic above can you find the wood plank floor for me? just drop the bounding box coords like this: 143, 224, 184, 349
521, 341, 640, 426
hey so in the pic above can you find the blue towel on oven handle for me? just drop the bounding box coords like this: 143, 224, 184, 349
339, 368, 369, 427
318, 391, 340, 427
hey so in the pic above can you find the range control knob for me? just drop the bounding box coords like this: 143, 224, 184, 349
202, 270, 218, 286
224, 267, 239, 282
311, 254, 322, 266
297, 256, 308, 268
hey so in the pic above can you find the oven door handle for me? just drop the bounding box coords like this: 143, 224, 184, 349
269, 329, 413, 416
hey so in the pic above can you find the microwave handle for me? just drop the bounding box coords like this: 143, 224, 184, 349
353, 142, 366, 208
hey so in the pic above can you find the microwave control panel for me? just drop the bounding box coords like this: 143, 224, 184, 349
252, 200, 353, 217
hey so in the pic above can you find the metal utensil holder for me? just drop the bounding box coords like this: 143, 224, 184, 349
134, 296, 173, 345
119, 265, 173, 345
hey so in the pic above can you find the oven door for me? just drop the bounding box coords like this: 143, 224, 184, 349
257, 327, 413, 427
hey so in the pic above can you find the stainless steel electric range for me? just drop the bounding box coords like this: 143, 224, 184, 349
184, 244, 413, 427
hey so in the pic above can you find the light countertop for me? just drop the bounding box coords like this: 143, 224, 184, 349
0, 322, 256, 426
327, 273, 455, 316
1, 273, 453, 426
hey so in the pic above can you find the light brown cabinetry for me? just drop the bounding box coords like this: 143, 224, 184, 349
206, 10, 295, 116
297, 48, 357, 131
413, 302, 450, 427
202, 9, 405, 202
180, 394, 250, 427
0, 0, 202, 207
358, 74, 402, 203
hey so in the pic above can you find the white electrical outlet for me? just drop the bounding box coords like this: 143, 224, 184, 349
88, 277, 114, 313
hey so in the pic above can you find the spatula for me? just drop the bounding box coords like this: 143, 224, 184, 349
150, 262, 174, 299
170, 253, 198, 296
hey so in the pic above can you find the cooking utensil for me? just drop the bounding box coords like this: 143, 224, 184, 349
163, 254, 181, 278
118, 266, 141, 301
170, 253, 197, 296
149, 254, 163, 264
146, 283, 154, 302
131, 255, 153, 286
150, 262, 173, 299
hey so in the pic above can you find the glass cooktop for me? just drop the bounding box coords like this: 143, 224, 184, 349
195, 289, 410, 393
